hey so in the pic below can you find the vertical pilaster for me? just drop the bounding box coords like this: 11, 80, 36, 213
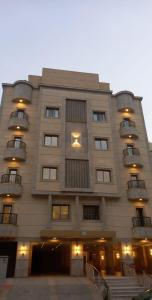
47, 194, 52, 228
101, 196, 106, 229
15, 242, 30, 277
75, 195, 80, 230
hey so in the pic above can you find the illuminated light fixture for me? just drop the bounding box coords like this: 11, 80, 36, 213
74, 243, 81, 256
19, 99, 23, 103
17, 126, 20, 130
12, 158, 16, 161
128, 135, 132, 138
20, 244, 27, 256
101, 255, 105, 260
6, 194, 10, 197
116, 252, 120, 259
123, 244, 132, 256
71, 132, 81, 148
141, 238, 148, 243
51, 237, 58, 242
125, 108, 129, 112
133, 164, 137, 168
150, 249, 152, 256
139, 198, 143, 201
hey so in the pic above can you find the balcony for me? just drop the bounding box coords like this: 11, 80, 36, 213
0, 213, 17, 238
8, 111, 29, 131
0, 174, 22, 197
123, 148, 143, 168
116, 92, 135, 113
4, 140, 26, 161
132, 216, 152, 238
12, 81, 32, 104
127, 180, 148, 201
120, 120, 138, 139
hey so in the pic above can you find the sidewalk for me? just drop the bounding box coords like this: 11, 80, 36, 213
0, 277, 101, 300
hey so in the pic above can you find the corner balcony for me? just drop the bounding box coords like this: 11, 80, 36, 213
0, 213, 17, 238
132, 216, 152, 238
127, 180, 148, 201
4, 140, 26, 161
123, 148, 143, 168
116, 92, 135, 113
12, 81, 32, 104
8, 111, 29, 131
0, 174, 22, 197
120, 120, 138, 139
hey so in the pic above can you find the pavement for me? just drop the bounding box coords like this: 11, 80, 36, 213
0, 276, 101, 300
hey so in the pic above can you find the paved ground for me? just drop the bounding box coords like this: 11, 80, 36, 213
0, 276, 101, 300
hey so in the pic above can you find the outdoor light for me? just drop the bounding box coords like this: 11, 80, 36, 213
129, 135, 132, 138
139, 198, 143, 201
116, 252, 120, 259
19, 99, 23, 103
12, 158, 16, 161
150, 249, 152, 256
75, 243, 80, 256
71, 132, 81, 148
17, 126, 20, 130
133, 164, 137, 168
101, 255, 105, 260
20, 244, 27, 256
125, 108, 129, 112
6, 194, 10, 197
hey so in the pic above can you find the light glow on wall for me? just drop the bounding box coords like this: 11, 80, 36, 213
71, 132, 81, 148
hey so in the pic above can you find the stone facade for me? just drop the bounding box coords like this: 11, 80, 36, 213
0, 68, 152, 277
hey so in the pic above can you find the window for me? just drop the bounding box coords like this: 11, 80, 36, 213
17, 110, 25, 119
127, 144, 134, 155
44, 135, 58, 147
14, 136, 22, 148
96, 169, 111, 183
52, 205, 69, 220
42, 167, 57, 180
8, 169, 17, 183
95, 138, 108, 150
83, 205, 99, 220
131, 174, 138, 180
45, 107, 59, 119
93, 111, 106, 122
2, 205, 12, 224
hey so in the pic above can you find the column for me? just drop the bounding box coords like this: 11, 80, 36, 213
75, 195, 80, 230
101, 196, 106, 229
47, 194, 52, 228
15, 242, 31, 277
71, 242, 84, 276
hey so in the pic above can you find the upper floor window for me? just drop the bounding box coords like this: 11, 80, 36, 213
52, 205, 69, 220
96, 169, 111, 183
93, 111, 106, 122
45, 107, 59, 119
17, 109, 25, 119
95, 138, 108, 150
83, 205, 99, 220
14, 136, 22, 148
42, 167, 57, 181
44, 135, 58, 147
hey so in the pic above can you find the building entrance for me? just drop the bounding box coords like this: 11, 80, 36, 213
31, 242, 70, 275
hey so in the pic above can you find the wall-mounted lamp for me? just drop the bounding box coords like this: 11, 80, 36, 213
71, 132, 81, 148
101, 255, 105, 260
150, 249, 152, 256
20, 244, 27, 256
116, 252, 120, 259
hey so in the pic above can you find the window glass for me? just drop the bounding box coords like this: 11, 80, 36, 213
93, 112, 106, 122
95, 138, 108, 150
9, 169, 17, 183
97, 170, 111, 183
44, 135, 58, 146
52, 205, 69, 220
17, 110, 24, 119
46, 108, 59, 118
83, 205, 99, 220
14, 137, 22, 148
42, 167, 57, 180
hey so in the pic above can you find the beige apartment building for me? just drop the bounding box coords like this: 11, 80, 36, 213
0, 68, 152, 278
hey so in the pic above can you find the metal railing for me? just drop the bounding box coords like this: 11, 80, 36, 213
132, 216, 152, 227
120, 120, 135, 128
1, 174, 22, 184
6, 140, 26, 149
0, 213, 17, 225
10, 111, 28, 120
86, 263, 110, 300
123, 148, 140, 156
128, 180, 146, 189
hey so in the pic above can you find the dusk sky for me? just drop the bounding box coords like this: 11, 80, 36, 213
0, 0, 152, 140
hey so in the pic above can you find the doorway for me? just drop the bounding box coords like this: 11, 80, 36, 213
31, 242, 70, 275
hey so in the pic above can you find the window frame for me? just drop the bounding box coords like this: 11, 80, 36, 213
52, 204, 70, 221
94, 138, 108, 150
42, 166, 58, 181
92, 111, 107, 123
45, 107, 60, 119
96, 169, 112, 184
83, 205, 100, 221
44, 134, 59, 147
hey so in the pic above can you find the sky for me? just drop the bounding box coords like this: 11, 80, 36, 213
0, 0, 152, 140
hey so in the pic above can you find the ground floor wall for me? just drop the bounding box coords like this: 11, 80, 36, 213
1, 238, 152, 278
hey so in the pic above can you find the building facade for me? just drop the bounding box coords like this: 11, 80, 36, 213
0, 68, 152, 277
